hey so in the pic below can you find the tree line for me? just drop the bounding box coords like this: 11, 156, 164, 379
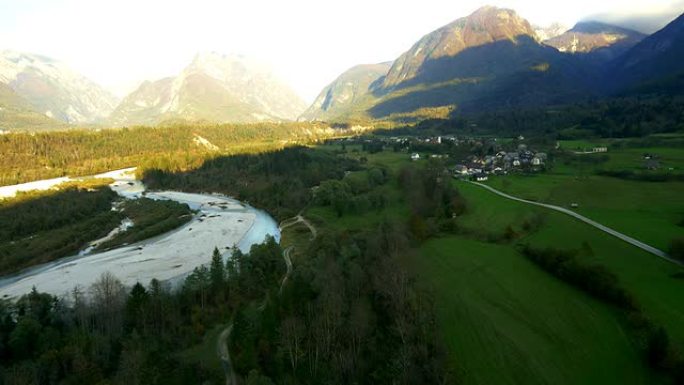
0, 239, 285, 384
0, 121, 361, 186
143, 146, 361, 221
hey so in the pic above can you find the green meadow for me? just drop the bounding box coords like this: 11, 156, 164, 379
484, 138, 684, 251
415, 237, 659, 385
302, 146, 683, 384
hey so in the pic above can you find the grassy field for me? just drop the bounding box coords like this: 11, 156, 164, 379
456, 181, 684, 345
484, 138, 684, 252
415, 237, 660, 385
300, 147, 677, 384
485, 174, 683, 250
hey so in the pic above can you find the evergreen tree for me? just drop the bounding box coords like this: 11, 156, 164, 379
210, 247, 225, 289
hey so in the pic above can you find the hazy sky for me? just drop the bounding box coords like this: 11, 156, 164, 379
0, 0, 682, 102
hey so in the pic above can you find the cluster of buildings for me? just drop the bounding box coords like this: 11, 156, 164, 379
453, 146, 548, 181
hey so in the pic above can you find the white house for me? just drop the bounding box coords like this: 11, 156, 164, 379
411, 153, 421, 161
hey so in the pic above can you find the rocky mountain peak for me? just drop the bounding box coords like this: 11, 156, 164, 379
544, 21, 646, 55
0, 50, 118, 123
380, 6, 537, 89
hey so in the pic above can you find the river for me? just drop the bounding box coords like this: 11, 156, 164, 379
0, 168, 280, 299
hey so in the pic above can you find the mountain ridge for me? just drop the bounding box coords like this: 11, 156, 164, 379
0, 50, 118, 123
109, 52, 306, 126
299, 62, 392, 121
544, 21, 646, 62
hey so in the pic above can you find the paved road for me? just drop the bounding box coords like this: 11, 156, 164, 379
467, 181, 682, 266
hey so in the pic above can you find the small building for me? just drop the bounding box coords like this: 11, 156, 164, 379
531, 157, 542, 166
454, 164, 468, 175
411, 153, 421, 161
592, 147, 608, 153
474, 173, 488, 182
512, 159, 521, 167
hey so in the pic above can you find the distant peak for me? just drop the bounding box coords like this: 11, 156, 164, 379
469, 5, 519, 19
571, 21, 644, 36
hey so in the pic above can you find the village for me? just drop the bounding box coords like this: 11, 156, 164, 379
331, 134, 551, 182
395, 135, 549, 182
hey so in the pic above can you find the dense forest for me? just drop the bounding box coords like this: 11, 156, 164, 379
0, 121, 365, 186
0, 147, 455, 384
0, 184, 121, 275
380, 96, 684, 139
0, 240, 284, 384
471, 96, 684, 138
143, 146, 361, 220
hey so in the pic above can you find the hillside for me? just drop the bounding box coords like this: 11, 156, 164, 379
380, 6, 538, 90
0, 50, 118, 123
0, 82, 64, 131
609, 12, 684, 93
109, 52, 307, 126
299, 62, 391, 121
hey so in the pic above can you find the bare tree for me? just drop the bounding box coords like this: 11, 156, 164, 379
89, 271, 126, 336
280, 316, 304, 373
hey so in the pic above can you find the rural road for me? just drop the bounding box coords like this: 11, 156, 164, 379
467, 181, 682, 266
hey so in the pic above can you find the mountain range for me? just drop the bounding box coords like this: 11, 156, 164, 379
301, 6, 684, 122
1, 6, 683, 130
0, 52, 307, 130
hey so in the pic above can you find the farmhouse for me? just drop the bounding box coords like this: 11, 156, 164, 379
474, 173, 488, 182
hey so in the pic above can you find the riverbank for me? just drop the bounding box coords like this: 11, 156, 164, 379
0, 170, 280, 299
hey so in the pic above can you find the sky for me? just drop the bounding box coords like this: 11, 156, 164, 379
0, 0, 682, 102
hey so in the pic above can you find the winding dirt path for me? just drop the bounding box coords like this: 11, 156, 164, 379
279, 215, 317, 239
217, 324, 237, 385
217, 214, 317, 384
